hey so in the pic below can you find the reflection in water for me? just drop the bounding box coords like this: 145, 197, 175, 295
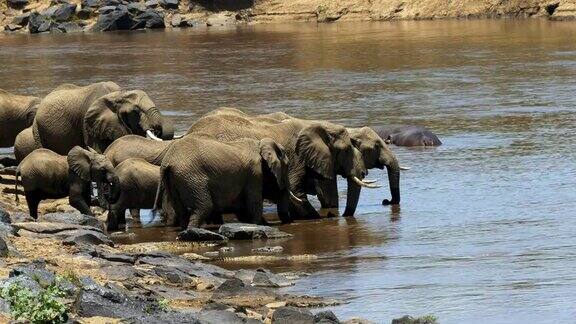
2, 20, 576, 323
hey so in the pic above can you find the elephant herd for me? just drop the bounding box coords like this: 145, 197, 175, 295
0, 82, 442, 234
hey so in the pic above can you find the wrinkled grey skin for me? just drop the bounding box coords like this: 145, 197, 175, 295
107, 158, 160, 231
15, 147, 119, 219
0, 89, 40, 148
14, 127, 40, 163
374, 125, 442, 147
154, 136, 291, 229
203, 108, 396, 216
33, 82, 170, 155
104, 135, 174, 167
187, 112, 367, 220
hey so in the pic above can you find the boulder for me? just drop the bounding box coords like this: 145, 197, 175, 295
11, 12, 31, 26
77, 8, 92, 19
159, 0, 178, 9
62, 230, 113, 246
127, 2, 146, 14
92, 8, 134, 31
0, 275, 42, 295
391, 315, 436, 324
0, 223, 14, 239
9, 262, 56, 288
98, 5, 118, 14
170, 13, 182, 27
212, 278, 279, 306
252, 269, 293, 288
0, 237, 8, 257
198, 309, 247, 324
81, 0, 99, 9
177, 228, 227, 242
56, 21, 83, 33
315, 310, 340, 324
12, 222, 103, 234
39, 213, 102, 229
7, 0, 29, 8
85, 246, 136, 263
154, 265, 193, 284
219, 223, 293, 240
271, 307, 315, 324
132, 9, 165, 29
28, 12, 55, 33
51, 3, 77, 22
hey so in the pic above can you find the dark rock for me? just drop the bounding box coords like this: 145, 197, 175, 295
198, 309, 246, 324
0, 297, 9, 313
39, 213, 103, 229
0, 208, 10, 224
4, 24, 22, 31
12, 222, 104, 234
212, 278, 279, 303
0, 276, 42, 295
77, 8, 92, 19
127, 2, 146, 14
86, 246, 135, 263
28, 12, 55, 34
177, 227, 227, 242
391, 315, 436, 324
98, 5, 117, 14
0, 237, 8, 257
9, 212, 33, 223
201, 302, 229, 312
100, 265, 137, 281
51, 0, 71, 4
148, 284, 197, 301
74, 289, 151, 318
11, 12, 31, 26
57, 21, 82, 33
61, 229, 114, 246
92, 8, 134, 31
132, 9, 165, 29
219, 223, 293, 240
315, 310, 340, 324
81, 0, 99, 8
7, 0, 29, 9
10, 261, 55, 288
154, 265, 193, 284
252, 269, 293, 288
0, 223, 15, 239
100, 0, 123, 6
145, 0, 158, 8
271, 307, 315, 324
159, 0, 178, 9
136, 252, 234, 281
139, 311, 201, 323
51, 3, 77, 22
183, 18, 201, 27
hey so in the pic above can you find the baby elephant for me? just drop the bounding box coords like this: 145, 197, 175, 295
154, 136, 292, 230
106, 158, 160, 231
16, 146, 119, 219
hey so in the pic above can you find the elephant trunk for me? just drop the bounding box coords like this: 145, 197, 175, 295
106, 173, 121, 204
382, 155, 401, 205
143, 107, 165, 139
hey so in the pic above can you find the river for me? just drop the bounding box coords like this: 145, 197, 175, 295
2, 20, 576, 324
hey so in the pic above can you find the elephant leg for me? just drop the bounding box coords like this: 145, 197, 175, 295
276, 192, 292, 224
289, 197, 320, 220
343, 179, 362, 217
69, 181, 93, 216
315, 178, 339, 209
25, 190, 41, 219
244, 191, 264, 225
107, 206, 122, 231
208, 212, 224, 225
185, 191, 213, 229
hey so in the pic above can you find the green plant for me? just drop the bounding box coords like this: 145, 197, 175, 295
1, 279, 69, 323
158, 298, 170, 312
418, 314, 439, 324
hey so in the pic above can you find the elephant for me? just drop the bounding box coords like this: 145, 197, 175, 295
15, 146, 119, 219
154, 136, 292, 229
373, 125, 442, 147
186, 113, 377, 220
14, 127, 40, 162
32, 81, 171, 155
104, 135, 173, 167
0, 89, 40, 148
106, 158, 160, 231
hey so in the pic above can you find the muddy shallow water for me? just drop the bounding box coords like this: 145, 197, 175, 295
2, 20, 576, 323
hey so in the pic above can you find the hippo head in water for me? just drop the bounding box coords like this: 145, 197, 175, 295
374, 125, 442, 147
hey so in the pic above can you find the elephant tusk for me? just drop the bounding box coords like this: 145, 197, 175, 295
290, 191, 303, 202
173, 133, 185, 139
146, 130, 163, 141
400, 166, 411, 171
363, 178, 379, 184
352, 176, 382, 189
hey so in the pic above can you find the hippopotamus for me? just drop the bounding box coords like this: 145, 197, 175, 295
373, 125, 442, 147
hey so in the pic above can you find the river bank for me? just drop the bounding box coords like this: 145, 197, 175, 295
1, 0, 575, 34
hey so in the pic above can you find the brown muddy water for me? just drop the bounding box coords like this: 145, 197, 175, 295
2, 20, 576, 323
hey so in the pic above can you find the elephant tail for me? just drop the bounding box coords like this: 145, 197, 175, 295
151, 165, 169, 223
14, 169, 20, 204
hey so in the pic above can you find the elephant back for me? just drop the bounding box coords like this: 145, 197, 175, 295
18, 148, 69, 194
0, 90, 41, 147
33, 82, 120, 155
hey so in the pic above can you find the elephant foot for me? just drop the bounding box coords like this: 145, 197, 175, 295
382, 199, 400, 206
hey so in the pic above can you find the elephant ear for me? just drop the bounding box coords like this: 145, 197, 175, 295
260, 138, 288, 189
67, 146, 92, 181
295, 124, 334, 180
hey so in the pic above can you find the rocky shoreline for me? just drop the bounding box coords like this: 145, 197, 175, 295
1, 0, 576, 35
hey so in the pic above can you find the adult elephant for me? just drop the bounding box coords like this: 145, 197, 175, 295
14, 128, 40, 163
33, 82, 170, 155
186, 113, 377, 220
0, 89, 40, 148
374, 125, 442, 147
